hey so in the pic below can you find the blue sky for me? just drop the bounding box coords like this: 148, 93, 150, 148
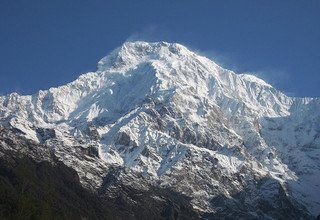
0, 0, 319, 97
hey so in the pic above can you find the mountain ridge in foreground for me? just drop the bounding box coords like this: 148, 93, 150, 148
0, 41, 319, 219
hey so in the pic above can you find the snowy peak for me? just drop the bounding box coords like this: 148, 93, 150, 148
95, 41, 292, 118
97, 41, 196, 71
0, 41, 319, 216
0, 40, 300, 138
0, 41, 302, 126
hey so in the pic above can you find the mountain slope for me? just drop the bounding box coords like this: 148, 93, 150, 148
0, 125, 199, 219
0, 41, 319, 218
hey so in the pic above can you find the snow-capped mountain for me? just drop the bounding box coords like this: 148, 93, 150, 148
0, 41, 319, 218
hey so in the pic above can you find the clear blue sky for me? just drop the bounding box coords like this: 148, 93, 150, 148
0, 0, 319, 97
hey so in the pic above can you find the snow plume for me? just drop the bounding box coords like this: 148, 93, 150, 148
126, 25, 176, 43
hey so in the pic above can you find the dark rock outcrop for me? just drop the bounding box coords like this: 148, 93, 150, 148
36, 127, 56, 143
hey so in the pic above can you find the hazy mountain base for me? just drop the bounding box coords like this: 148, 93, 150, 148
0, 126, 199, 220
0, 126, 312, 219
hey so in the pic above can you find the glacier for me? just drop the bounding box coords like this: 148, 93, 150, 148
0, 41, 319, 218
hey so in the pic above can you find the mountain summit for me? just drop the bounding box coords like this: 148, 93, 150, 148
0, 41, 319, 218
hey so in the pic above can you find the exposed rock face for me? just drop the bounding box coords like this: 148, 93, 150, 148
0, 41, 319, 218
79, 145, 100, 158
